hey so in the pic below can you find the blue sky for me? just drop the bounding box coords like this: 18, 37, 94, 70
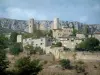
0, 0, 100, 24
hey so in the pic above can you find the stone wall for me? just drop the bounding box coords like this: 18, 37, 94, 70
45, 47, 100, 61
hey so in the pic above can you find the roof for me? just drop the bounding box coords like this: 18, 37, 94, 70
53, 28, 63, 30
59, 36, 83, 40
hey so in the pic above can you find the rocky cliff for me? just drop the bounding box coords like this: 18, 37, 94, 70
0, 18, 100, 33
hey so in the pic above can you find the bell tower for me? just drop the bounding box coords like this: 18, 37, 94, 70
28, 18, 36, 33
53, 18, 59, 29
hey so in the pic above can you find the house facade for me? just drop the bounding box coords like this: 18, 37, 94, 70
23, 37, 52, 49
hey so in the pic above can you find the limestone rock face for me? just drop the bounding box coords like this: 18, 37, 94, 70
0, 18, 100, 33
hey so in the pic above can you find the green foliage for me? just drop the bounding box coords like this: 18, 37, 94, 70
23, 30, 46, 39
51, 42, 62, 47
75, 60, 85, 73
72, 29, 77, 36
22, 33, 33, 39
76, 37, 100, 51
83, 25, 89, 38
63, 47, 70, 51
47, 30, 53, 38
72, 25, 77, 36
56, 42, 62, 47
59, 59, 71, 69
14, 57, 42, 75
33, 30, 45, 38
0, 49, 9, 75
10, 32, 18, 43
0, 34, 9, 74
24, 45, 45, 55
94, 46, 100, 51
10, 43, 23, 55
0, 34, 8, 49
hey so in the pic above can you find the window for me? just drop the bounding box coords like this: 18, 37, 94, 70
48, 39, 50, 41
71, 40, 74, 42
40, 43, 43, 45
36, 44, 38, 46
41, 39, 43, 41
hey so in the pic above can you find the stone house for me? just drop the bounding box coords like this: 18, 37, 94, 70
23, 37, 52, 49
59, 36, 82, 50
52, 27, 73, 40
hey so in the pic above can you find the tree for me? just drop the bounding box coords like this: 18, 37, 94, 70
72, 29, 77, 36
10, 43, 23, 55
24, 44, 36, 55
76, 37, 100, 51
14, 57, 42, 75
0, 35, 9, 74
0, 49, 9, 75
10, 32, 18, 43
0, 34, 8, 49
47, 30, 53, 38
59, 59, 71, 69
56, 42, 62, 47
72, 24, 77, 36
83, 25, 89, 38
24, 45, 45, 55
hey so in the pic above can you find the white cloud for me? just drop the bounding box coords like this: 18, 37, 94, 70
6, 7, 47, 20
79, 16, 88, 23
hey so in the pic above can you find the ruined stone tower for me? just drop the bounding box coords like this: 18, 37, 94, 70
28, 18, 36, 33
53, 18, 59, 29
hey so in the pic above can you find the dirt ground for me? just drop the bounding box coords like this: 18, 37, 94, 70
6, 52, 100, 75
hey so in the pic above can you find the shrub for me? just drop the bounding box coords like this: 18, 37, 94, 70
24, 45, 45, 55
24, 44, 35, 55
56, 42, 62, 47
10, 32, 18, 43
51, 42, 62, 47
75, 60, 85, 73
14, 57, 43, 75
59, 59, 71, 69
94, 46, 100, 51
10, 43, 23, 55
63, 47, 70, 51
0, 35, 9, 74
0, 35, 8, 49
76, 37, 100, 51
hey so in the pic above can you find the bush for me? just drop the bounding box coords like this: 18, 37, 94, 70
59, 59, 71, 69
24, 44, 35, 55
10, 32, 18, 43
0, 49, 9, 75
10, 43, 23, 55
76, 37, 100, 51
56, 42, 62, 47
75, 60, 85, 73
51, 42, 62, 47
0, 35, 8, 49
14, 57, 43, 75
63, 47, 70, 51
94, 46, 100, 51
24, 45, 45, 55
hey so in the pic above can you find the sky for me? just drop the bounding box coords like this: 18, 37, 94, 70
0, 0, 100, 24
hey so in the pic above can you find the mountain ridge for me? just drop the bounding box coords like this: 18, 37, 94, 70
0, 18, 100, 33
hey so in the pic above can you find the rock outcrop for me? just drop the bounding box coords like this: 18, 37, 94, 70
0, 18, 100, 33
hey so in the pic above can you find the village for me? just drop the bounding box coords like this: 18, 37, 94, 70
11, 18, 100, 60
0, 18, 100, 75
